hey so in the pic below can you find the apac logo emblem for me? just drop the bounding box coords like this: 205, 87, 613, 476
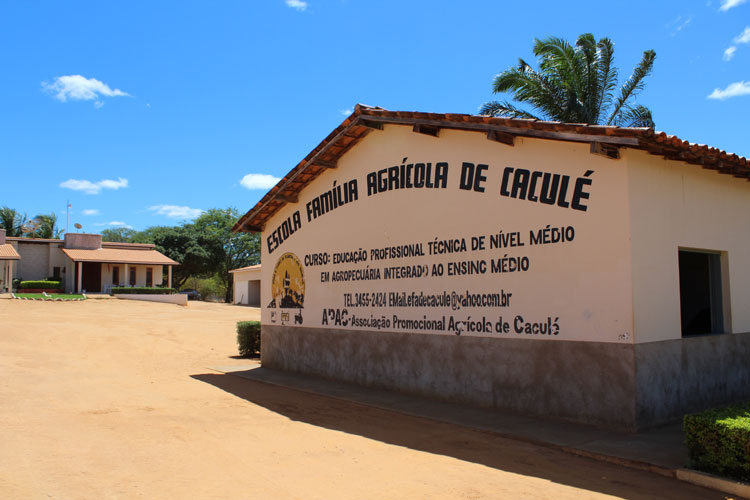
268, 252, 304, 325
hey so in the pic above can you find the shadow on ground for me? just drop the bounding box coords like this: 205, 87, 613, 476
191, 371, 719, 500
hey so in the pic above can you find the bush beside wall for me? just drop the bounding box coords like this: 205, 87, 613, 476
111, 287, 176, 295
237, 321, 261, 357
19, 281, 62, 290
684, 402, 750, 483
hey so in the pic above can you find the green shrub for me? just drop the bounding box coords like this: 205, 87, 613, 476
237, 321, 261, 357
684, 401, 750, 482
19, 280, 62, 289
111, 287, 176, 295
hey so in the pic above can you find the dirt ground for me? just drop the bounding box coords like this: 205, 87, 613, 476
0, 299, 725, 500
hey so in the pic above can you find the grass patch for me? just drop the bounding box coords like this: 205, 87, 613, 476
15, 293, 86, 301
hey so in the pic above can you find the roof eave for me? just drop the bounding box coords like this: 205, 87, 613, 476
234, 105, 749, 233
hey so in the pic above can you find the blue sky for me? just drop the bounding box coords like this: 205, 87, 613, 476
1, 0, 748, 233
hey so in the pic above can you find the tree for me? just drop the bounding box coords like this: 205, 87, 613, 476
149, 225, 215, 289
101, 227, 138, 242
192, 208, 260, 303
0, 207, 27, 237
30, 213, 64, 239
480, 33, 656, 127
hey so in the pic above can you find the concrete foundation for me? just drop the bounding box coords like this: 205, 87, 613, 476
262, 326, 750, 431
634, 332, 750, 428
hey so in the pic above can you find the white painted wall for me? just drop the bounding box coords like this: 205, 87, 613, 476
259, 125, 634, 343
114, 293, 187, 306
627, 149, 750, 343
232, 267, 262, 305
102, 264, 164, 290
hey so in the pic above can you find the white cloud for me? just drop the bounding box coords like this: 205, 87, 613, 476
285, 0, 307, 10
60, 177, 129, 195
42, 75, 129, 104
82, 209, 99, 216
240, 173, 281, 190
723, 27, 750, 61
149, 205, 204, 219
340, 108, 353, 116
735, 26, 750, 44
707, 81, 750, 100
720, 0, 748, 10
668, 16, 692, 36
93, 221, 133, 228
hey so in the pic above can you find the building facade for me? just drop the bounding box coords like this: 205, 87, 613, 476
230, 264, 262, 306
235, 105, 750, 431
8, 233, 178, 293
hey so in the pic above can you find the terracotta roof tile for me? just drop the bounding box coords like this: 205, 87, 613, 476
0, 244, 20, 260
62, 248, 178, 265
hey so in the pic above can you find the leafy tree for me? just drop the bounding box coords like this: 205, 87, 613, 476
101, 227, 138, 242
0, 207, 27, 237
148, 225, 215, 289
30, 213, 64, 239
192, 208, 260, 303
480, 33, 656, 127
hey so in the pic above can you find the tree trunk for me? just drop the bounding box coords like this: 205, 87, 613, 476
224, 273, 233, 303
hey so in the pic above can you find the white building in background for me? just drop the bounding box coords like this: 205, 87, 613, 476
7, 233, 178, 293
230, 264, 261, 306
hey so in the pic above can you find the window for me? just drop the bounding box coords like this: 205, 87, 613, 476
129, 267, 136, 286
146, 267, 153, 287
112, 267, 120, 285
678, 249, 726, 336
53, 267, 61, 279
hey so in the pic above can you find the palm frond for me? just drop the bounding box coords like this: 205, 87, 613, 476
608, 49, 655, 125
479, 100, 541, 120
595, 38, 617, 123
613, 105, 654, 128
481, 34, 655, 127
492, 64, 567, 120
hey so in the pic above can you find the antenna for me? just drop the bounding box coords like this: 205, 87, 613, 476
74, 223, 82, 232
21, 220, 40, 235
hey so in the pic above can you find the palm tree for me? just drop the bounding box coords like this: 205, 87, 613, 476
30, 213, 64, 239
480, 33, 656, 128
0, 207, 27, 237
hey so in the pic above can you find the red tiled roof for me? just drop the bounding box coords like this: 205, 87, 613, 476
234, 105, 749, 233
0, 244, 20, 260
62, 248, 178, 265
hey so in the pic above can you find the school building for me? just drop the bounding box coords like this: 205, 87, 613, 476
234, 105, 750, 431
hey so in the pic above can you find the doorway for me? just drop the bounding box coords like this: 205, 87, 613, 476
82, 262, 102, 293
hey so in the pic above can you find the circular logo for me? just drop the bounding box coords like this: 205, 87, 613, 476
271, 252, 305, 309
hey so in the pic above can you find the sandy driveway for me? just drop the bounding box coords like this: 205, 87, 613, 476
0, 299, 720, 499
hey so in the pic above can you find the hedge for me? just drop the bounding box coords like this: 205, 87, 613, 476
19, 281, 62, 290
111, 287, 176, 295
684, 401, 750, 482
237, 321, 261, 357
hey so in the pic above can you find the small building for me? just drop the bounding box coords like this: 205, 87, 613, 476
0, 229, 20, 293
234, 105, 750, 431
230, 264, 262, 306
8, 233, 178, 293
